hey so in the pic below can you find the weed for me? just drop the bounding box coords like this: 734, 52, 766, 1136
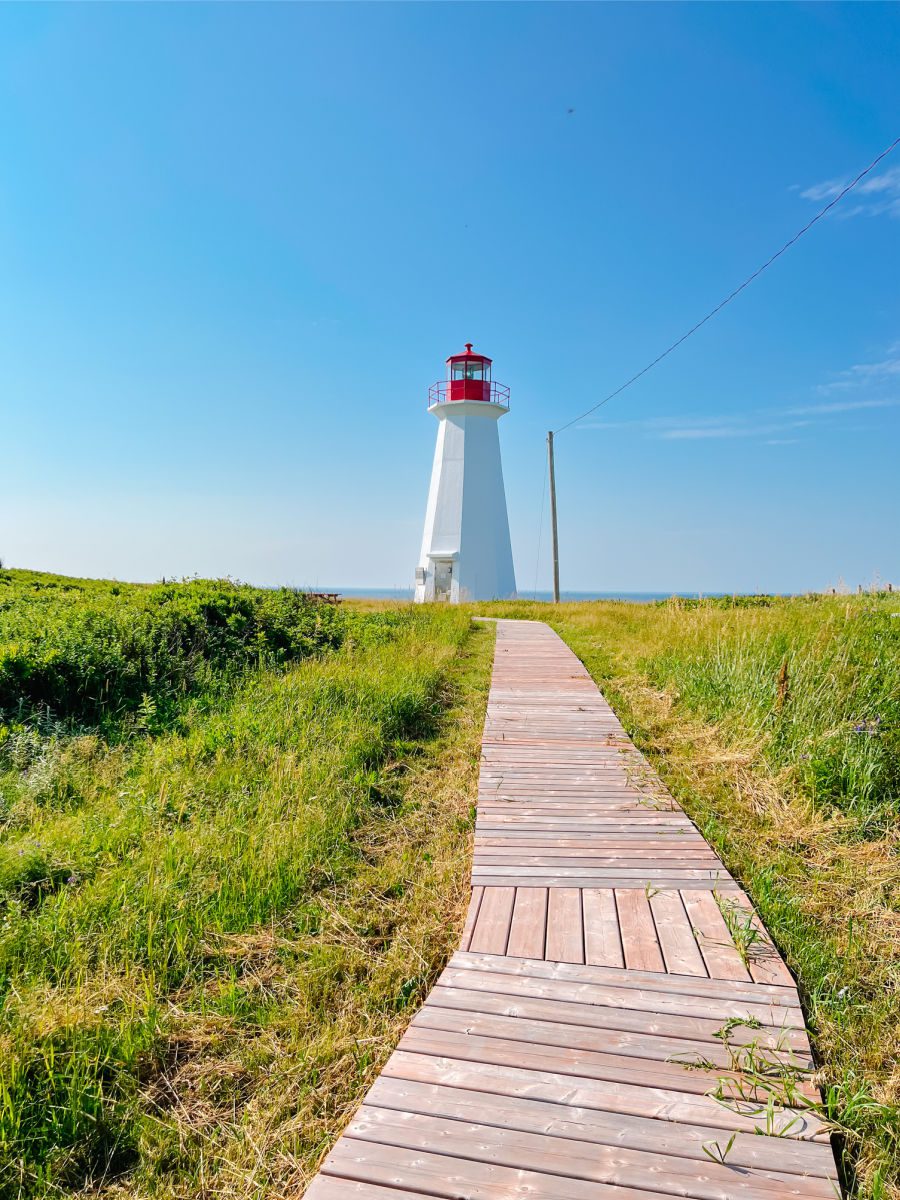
713, 892, 767, 967
702, 1132, 737, 1164
713, 1016, 763, 1040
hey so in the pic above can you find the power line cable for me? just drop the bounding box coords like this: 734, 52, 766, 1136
553, 135, 900, 436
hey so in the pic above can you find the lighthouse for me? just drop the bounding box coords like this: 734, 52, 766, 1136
414, 344, 516, 603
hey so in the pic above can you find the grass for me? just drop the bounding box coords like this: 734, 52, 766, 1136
5, 570, 897, 1197
483, 593, 900, 1199
0, 571, 493, 1198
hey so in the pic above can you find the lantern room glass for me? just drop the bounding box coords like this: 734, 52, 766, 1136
449, 360, 491, 381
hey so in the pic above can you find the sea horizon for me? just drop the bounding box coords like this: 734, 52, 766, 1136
314, 588, 796, 603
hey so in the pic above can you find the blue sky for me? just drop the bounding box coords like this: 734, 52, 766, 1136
1, 3, 898, 593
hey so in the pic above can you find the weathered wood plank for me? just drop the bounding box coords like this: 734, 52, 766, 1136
650, 890, 709, 977
424, 986, 812, 1066
324, 1137, 670, 1200
682, 890, 753, 982
447, 952, 802, 1011
459, 887, 484, 953
582, 888, 625, 967
505, 887, 547, 959
366, 1077, 835, 1181
347, 1104, 833, 1200
468, 886, 515, 955
383, 1048, 825, 1139
544, 888, 584, 964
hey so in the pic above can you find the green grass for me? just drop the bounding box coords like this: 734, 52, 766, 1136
0, 572, 491, 1198
483, 593, 900, 1199
6, 571, 897, 1197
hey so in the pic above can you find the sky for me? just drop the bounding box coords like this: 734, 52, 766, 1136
1, 3, 898, 594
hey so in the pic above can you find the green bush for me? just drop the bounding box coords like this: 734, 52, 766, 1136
0, 572, 345, 732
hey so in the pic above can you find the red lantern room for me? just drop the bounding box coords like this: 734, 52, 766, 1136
447, 343, 492, 402
428, 344, 510, 409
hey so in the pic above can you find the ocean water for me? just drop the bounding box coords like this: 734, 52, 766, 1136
321, 588, 733, 603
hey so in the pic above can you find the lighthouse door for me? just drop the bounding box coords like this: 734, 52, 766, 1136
433, 559, 453, 601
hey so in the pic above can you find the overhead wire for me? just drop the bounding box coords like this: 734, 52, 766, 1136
553, 135, 900, 436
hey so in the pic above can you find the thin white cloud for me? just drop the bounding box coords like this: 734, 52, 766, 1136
582, 342, 899, 443
799, 166, 900, 218
659, 418, 810, 441
659, 426, 746, 440
815, 358, 900, 393
587, 414, 812, 441
790, 397, 899, 415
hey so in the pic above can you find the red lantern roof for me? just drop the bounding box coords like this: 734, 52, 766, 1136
446, 342, 492, 364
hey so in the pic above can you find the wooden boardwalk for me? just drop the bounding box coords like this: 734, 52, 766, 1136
306, 620, 840, 1200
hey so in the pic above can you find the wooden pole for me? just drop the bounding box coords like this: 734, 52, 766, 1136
547, 431, 560, 603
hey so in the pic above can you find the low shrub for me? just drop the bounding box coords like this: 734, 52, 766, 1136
0, 572, 345, 732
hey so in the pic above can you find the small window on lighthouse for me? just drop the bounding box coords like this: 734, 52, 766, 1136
464, 361, 485, 380
451, 362, 466, 380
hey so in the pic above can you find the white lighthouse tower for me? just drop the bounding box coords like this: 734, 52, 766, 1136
414, 344, 516, 603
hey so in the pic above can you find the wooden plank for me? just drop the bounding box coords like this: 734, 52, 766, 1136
304, 1177, 427, 1200
682, 890, 753, 982
505, 888, 547, 959
399, 1022, 819, 1106
474, 863, 726, 877
476, 812, 696, 821
384, 1048, 825, 1139
475, 818, 698, 829
324, 1138, 667, 1200
650, 890, 708, 978
474, 836, 709, 846
347, 1105, 832, 1200
468, 886, 515, 955
404, 1017, 764, 1097
473, 854, 723, 866
544, 888, 584, 963
581, 889, 624, 967
472, 876, 734, 889
410, 1006, 810, 1083
446, 955, 803, 1016
728, 891, 796, 986
473, 877, 739, 891
474, 847, 720, 859
381, 1052, 827, 1151
459, 887, 483, 953
476, 801, 683, 810
424, 986, 813, 1066
475, 846, 711, 856
366, 1077, 835, 1181
615, 888, 666, 973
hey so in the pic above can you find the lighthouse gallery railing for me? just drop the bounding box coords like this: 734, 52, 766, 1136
427, 381, 510, 408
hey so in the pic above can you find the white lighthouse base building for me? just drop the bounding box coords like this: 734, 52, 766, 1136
415, 397, 516, 603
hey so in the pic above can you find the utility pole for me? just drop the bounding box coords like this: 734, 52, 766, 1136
547, 431, 560, 602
